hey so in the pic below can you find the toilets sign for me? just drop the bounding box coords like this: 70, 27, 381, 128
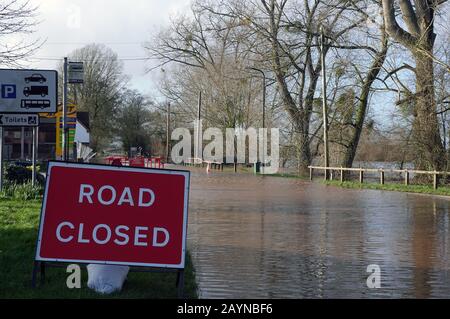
35, 162, 190, 268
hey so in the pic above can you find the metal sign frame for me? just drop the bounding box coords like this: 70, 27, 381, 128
31, 161, 191, 298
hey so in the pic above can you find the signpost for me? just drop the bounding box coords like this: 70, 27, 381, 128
63, 59, 84, 161
0, 69, 57, 113
68, 62, 84, 84
32, 162, 190, 297
0, 114, 39, 127
56, 108, 76, 159
0, 69, 58, 189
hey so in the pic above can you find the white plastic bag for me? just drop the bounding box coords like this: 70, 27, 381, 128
87, 264, 130, 294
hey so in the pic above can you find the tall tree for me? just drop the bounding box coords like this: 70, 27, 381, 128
226, 0, 366, 173
381, 0, 447, 170
116, 90, 153, 156
338, 1, 389, 169
66, 44, 127, 152
146, 2, 263, 132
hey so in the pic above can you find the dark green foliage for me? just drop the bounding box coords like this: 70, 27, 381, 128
4, 164, 45, 186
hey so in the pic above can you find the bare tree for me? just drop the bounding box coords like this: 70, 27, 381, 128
0, 0, 41, 66
218, 0, 368, 173
65, 44, 128, 152
381, 0, 448, 170
146, 1, 265, 131
335, 1, 389, 169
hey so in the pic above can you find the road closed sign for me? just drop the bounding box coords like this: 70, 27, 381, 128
35, 162, 190, 268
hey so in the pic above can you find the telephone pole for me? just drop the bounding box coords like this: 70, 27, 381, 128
62, 57, 68, 161
195, 91, 202, 163
166, 102, 171, 163
320, 26, 329, 180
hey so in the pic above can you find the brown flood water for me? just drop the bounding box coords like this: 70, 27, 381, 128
185, 168, 450, 298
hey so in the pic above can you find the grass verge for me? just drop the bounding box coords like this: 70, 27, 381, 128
323, 180, 450, 197
0, 199, 198, 298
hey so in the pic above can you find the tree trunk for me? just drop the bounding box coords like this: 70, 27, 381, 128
296, 132, 311, 176
381, 0, 446, 171
412, 50, 446, 171
342, 28, 388, 170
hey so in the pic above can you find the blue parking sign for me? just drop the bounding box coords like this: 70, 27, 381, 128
1, 84, 16, 99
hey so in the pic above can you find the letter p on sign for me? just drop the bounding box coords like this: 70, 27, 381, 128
1, 84, 16, 99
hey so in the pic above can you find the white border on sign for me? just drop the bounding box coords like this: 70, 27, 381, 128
35, 161, 190, 269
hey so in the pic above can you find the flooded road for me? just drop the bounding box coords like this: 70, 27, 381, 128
186, 168, 450, 298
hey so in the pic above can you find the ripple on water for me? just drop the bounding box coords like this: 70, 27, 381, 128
185, 169, 450, 298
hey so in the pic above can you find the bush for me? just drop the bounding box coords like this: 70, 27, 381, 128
0, 182, 44, 201
4, 164, 45, 185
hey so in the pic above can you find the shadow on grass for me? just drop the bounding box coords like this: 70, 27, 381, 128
0, 200, 198, 299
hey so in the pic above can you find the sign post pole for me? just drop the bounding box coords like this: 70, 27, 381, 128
166, 102, 171, 163
32, 126, 36, 186
0, 127, 3, 192
63, 57, 68, 161
21, 127, 25, 160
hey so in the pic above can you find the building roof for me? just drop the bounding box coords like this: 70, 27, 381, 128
76, 112, 90, 131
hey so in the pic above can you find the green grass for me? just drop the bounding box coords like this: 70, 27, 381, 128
0, 199, 198, 299
323, 180, 450, 197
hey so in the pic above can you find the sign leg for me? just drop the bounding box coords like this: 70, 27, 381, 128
176, 270, 185, 299
31, 261, 39, 288
32, 127, 36, 186
40, 261, 46, 286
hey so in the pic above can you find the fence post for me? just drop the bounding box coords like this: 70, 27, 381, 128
340, 167, 343, 183
330, 169, 333, 181
309, 167, 313, 181
380, 169, 385, 185
404, 170, 409, 186
433, 171, 438, 190
359, 169, 364, 184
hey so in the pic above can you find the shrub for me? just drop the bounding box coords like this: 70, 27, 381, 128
4, 164, 45, 186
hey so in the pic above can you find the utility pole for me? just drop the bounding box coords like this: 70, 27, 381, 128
247, 67, 266, 173
62, 57, 68, 161
320, 26, 330, 180
196, 91, 202, 163
166, 102, 171, 163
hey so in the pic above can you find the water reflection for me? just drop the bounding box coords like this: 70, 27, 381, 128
186, 168, 450, 298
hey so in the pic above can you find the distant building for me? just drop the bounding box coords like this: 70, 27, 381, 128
1, 107, 90, 162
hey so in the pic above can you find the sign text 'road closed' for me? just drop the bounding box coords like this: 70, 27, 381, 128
35, 162, 190, 268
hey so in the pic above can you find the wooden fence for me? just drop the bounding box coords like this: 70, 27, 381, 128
184, 158, 225, 171
308, 166, 449, 190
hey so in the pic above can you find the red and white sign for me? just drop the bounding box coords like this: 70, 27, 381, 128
35, 162, 190, 268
